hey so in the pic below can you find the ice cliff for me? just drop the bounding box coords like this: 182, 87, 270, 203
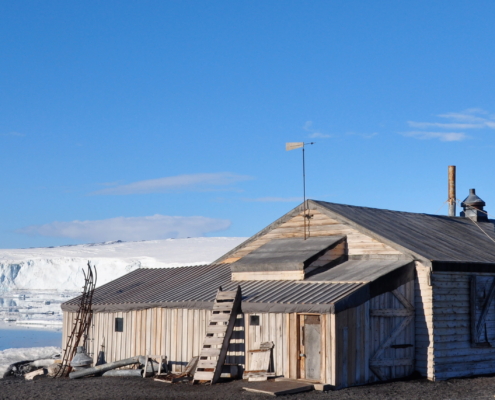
0, 237, 245, 292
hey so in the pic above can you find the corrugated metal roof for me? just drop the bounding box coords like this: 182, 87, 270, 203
314, 200, 495, 264
62, 258, 413, 314
62, 264, 365, 313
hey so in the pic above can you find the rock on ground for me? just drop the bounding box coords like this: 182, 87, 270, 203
2, 375, 495, 400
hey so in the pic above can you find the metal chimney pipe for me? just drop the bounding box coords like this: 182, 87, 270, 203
448, 165, 456, 217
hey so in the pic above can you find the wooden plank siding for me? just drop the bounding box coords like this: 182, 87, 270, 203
415, 262, 434, 380
333, 281, 415, 388
63, 284, 414, 388
223, 210, 402, 264
62, 282, 418, 388
63, 309, 294, 376
426, 271, 495, 380
61, 311, 87, 358
64, 309, 335, 381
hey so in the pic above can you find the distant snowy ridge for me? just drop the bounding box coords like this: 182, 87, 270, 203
0, 237, 245, 292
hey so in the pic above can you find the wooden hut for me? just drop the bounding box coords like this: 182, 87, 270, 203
62, 194, 495, 387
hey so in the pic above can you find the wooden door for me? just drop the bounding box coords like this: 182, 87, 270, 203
298, 314, 321, 381
369, 289, 415, 381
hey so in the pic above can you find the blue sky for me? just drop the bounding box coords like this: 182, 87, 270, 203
1, 1, 495, 248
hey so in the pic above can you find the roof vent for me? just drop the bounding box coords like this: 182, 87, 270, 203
460, 188, 488, 222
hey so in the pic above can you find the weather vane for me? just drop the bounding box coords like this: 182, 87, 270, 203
286, 142, 315, 239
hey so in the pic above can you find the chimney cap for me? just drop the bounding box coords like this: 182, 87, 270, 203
461, 188, 486, 208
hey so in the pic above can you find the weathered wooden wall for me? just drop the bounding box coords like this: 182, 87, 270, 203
244, 312, 333, 383
415, 262, 434, 379
63, 308, 244, 372
243, 313, 289, 378
63, 282, 417, 387
333, 281, 415, 388
223, 210, 402, 264
427, 271, 495, 380
63, 309, 297, 375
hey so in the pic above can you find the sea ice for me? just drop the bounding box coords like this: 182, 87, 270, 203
0, 237, 246, 351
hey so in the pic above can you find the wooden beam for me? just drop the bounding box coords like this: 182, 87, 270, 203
476, 276, 495, 340
370, 358, 413, 367
392, 289, 414, 311
232, 271, 305, 281
370, 309, 414, 317
369, 365, 387, 381
371, 315, 414, 361
470, 275, 478, 345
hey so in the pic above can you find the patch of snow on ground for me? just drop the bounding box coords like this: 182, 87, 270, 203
0, 346, 61, 378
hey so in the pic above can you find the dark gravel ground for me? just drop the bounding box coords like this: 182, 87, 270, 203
2, 375, 495, 400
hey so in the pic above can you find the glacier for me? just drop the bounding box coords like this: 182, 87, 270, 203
0, 236, 246, 341
0, 236, 246, 375
0, 237, 246, 292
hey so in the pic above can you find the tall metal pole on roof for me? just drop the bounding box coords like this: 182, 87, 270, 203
286, 142, 315, 240
448, 165, 456, 217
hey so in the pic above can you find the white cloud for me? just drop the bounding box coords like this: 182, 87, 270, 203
303, 121, 313, 131
402, 131, 468, 142
438, 108, 494, 122
92, 172, 253, 195
403, 109, 495, 141
17, 215, 231, 242
303, 120, 332, 139
243, 196, 303, 202
407, 121, 483, 129
407, 109, 495, 132
346, 131, 378, 139
309, 132, 332, 138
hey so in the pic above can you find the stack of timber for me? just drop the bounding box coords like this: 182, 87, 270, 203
193, 286, 242, 384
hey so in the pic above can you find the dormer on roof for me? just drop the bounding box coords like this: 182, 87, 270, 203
230, 236, 346, 281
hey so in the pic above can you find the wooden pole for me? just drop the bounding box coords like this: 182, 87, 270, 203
302, 146, 307, 240
448, 165, 456, 217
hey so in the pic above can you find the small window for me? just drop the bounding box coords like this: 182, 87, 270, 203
115, 317, 124, 332
250, 315, 260, 326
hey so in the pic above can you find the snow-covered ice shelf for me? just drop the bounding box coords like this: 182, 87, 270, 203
0, 237, 246, 292
0, 237, 246, 330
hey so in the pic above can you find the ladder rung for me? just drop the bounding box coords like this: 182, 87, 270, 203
206, 325, 228, 334
196, 360, 217, 369
194, 371, 214, 381
213, 302, 234, 311
200, 348, 221, 357
210, 313, 230, 322
216, 291, 237, 300
204, 337, 224, 346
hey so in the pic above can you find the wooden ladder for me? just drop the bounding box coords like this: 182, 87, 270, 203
193, 286, 241, 384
